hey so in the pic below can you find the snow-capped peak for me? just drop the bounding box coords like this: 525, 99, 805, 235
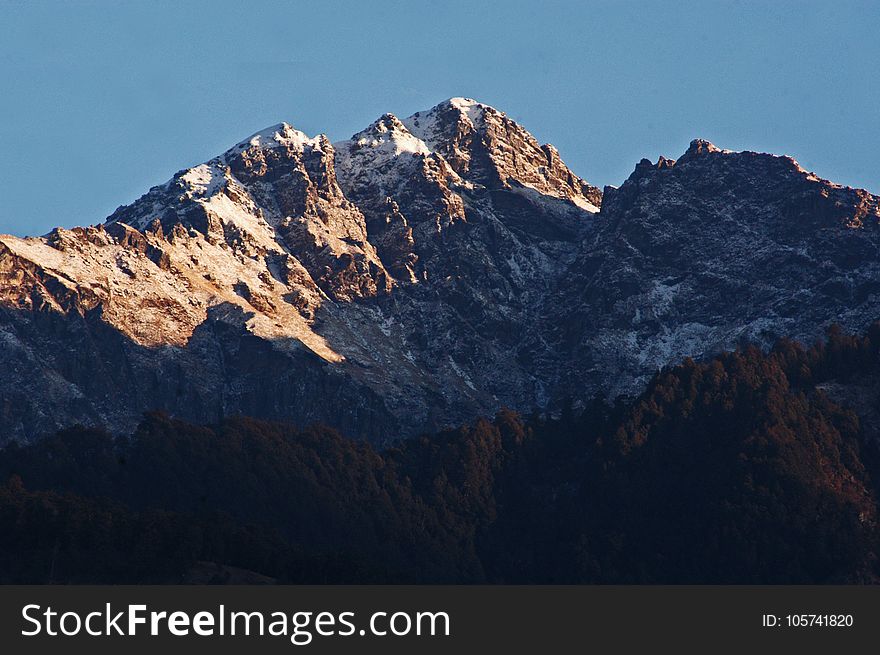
446, 97, 487, 126
225, 122, 322, 157
401, 97, 492, 150
348, 113, 431, 157
179, 161, 226, 198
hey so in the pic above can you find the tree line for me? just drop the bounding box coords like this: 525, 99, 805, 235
1, 324, 879, 583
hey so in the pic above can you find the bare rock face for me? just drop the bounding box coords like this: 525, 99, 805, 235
333, 113, 463, 283
551, 139, 880, 401
108, 123, 390, 304
402, 98, 602, 210
2, 101, 880, 445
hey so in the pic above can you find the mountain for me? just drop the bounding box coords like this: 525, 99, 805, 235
0, 98, 878, 443
554, 139, 880, 399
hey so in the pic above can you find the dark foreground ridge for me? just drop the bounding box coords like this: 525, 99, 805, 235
2, 325, 879, 584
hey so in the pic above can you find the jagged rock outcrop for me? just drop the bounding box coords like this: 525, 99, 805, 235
1, 99, 879, 444
402, 98, 602, 209
550, 139, 880, 400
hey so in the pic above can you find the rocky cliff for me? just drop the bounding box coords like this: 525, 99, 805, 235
1, 99, 878, 443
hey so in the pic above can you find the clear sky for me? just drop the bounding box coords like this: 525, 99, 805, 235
1, 0, 878, 236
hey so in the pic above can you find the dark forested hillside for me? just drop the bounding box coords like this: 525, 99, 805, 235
2, 325, 880, 584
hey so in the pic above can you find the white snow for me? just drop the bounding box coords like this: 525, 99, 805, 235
181, 162, 226, 197
447, 97, 485, 126
400, 97, 490, 150
352, 117, 431, 158
511, 181, 599, 214
569, 194, 601, 213
333, 116, 448, 202
225, 122, 321, 156
447, 355, 477, 391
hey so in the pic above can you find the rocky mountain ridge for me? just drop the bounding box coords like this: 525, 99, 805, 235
1, 98, 878, 443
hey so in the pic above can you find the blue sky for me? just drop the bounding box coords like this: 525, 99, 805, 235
1, 0, 878, 236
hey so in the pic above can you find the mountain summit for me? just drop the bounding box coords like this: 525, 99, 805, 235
1, 100, 878, 443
